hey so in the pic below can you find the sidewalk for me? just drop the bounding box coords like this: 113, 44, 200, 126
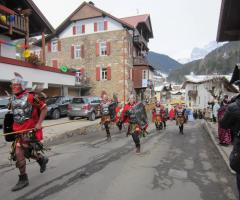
202, 120, 234, 174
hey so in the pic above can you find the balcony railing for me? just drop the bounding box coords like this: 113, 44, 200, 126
0, 5, 28, 36
75, 75, 91, 88
133, 56, 149, 66
133, 34, 148, 48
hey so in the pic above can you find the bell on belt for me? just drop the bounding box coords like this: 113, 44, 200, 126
3, 113, 16, 142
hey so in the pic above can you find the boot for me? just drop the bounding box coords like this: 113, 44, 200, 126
11, 174, 29, 192
136, 145, 141, 154
37, 156, 49, 173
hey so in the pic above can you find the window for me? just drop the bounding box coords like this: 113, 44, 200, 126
101, 68, 107, 80
75, 45, 81, 59
98, 21, 104, 32
76, 25, 84, 34
99, 42, 107, 56
51, 40, 58, 52
142, 70, 147, 79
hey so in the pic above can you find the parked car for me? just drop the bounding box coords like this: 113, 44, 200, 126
68, 96, 101, 121
46, 96, 73, 119
0, 97, 10, 127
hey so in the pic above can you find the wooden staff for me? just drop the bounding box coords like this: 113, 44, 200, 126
0, 119, 99, 137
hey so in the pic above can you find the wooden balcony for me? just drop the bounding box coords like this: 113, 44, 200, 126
133, 34, 148, 48
0, 5, 28, 38
133, 56, 149, 66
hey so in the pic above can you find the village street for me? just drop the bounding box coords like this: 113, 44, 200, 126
0, 120, 237, 200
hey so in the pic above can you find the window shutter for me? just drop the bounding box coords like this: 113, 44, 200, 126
81, 45, 84, 58
80, 68, 85, 76
96, 42, 99, 57
107, 42, 111, 56
96, 67, 100, 81
82, 24, 85, 34
104, 21, 108, 31
94, 22, 98, 32
47, 42, 51, 52
73, 26, 76, 35
58, 40, 61, 51
107, 66, 111, 80
71, 45, 75, 59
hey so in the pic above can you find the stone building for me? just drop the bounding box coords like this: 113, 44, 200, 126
34, 1, 153, 101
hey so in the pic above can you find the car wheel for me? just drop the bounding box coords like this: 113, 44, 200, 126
69, 116, 74, 120
52, 109, 60, 119
89, 112, 96, 121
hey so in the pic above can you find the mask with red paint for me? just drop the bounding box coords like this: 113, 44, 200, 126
11, 72, 26, 95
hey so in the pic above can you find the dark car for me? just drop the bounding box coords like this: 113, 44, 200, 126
0, 97, 10, 127
68, 96, 101, 121
46, 96, 73, 119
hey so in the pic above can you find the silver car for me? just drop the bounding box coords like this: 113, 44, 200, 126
68, 96, 101, 121
0, 97, 10, 127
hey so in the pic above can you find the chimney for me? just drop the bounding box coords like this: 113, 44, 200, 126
89, 1, 95, 6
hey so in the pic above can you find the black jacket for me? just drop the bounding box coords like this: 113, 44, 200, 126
220, 96, 240, 135
220, 96, 240, 151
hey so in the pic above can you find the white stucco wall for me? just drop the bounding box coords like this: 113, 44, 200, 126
0, 35, 16, 59
59, 16, 123, 39
0, 62, 75, 89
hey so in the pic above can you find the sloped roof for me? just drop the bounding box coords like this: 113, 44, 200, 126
121, 14, 153, 38
35, 1, 134, 45
121, 14, 149, 27
185, 74, 231, 83
182, 74, 238, 93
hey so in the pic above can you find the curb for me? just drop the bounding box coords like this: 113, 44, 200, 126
202, 120, 235, 174
42, 122, 121, 146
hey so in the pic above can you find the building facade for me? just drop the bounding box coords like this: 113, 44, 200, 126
183, 74, 238, 109
34, 1, 153, 101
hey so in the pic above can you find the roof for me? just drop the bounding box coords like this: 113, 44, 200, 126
217, 0, 240, 42
35, 1, 134, 45
121, 14, 153, 38
182, 74, 238, 93
184, 74, 231, 83
121, 14, 149, 28
1, 0, 54, 37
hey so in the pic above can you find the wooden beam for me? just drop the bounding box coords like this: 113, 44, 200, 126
42, 31, 46, 64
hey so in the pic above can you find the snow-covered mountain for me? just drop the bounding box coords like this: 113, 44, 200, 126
178, 41, 225, 64
190, 41, 224, 61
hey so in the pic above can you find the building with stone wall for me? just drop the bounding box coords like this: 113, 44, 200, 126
34, 1, 153, 101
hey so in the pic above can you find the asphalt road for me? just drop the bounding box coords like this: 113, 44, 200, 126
0, 120, 238, 200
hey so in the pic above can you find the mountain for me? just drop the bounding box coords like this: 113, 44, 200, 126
190, 41, 224, 61
168, 41, 240, 84
147, 51, 183, 74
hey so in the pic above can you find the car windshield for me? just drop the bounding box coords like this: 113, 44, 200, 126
46, 97, 59, 105
0, 99, 9, 109
72, 98, 88, 104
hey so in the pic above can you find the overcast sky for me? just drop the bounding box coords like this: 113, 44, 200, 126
33, 0, 222, 60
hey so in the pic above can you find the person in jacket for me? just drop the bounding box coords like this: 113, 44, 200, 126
7, 73, 48, 191
100, 94, 112, 140
220, 93, 240, 199
218, 95, 231, 145
122, 95, 148, 154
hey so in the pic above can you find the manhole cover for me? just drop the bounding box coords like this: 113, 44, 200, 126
168, 169, 188, 179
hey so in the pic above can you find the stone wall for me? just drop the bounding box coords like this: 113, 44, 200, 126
45, 29, 133, 101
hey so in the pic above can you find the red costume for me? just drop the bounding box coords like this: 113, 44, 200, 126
13, 90, 46, 141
